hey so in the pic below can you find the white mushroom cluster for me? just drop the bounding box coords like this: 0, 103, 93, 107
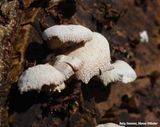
18, 24, 137, 93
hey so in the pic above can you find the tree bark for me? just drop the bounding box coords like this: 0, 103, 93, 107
0, 0, 160, 126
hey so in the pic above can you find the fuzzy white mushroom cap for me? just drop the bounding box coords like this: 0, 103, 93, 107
42, 24, 93, 44
99, 60, 137, 86
97, 123, 124, 127
66, 32, 113, 84
18, 64, 66, 93
55, 55, 83, 71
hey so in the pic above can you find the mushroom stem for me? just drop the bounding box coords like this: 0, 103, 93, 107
99, 60, 137, 86
53, 62, 74, 79
54, 55, 83, 71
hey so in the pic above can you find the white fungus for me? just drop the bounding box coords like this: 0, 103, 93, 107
18, 55, 83, 93
97, 123, 124, 127
139, 30, 149, 43
99, 60, 137, 86
66, 32, 113, 84
18, 25, 137, 93
42, 25, 93, 49
54, 55, 83, 71
54, 61, 74, 79
18, 64, 66, 93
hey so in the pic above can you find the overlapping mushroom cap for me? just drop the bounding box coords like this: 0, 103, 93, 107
66, 32, 113, 84
18, 64, 66, 93
42, 25, 93, 49
18, 55, 83, 93
99, 60, 137, 86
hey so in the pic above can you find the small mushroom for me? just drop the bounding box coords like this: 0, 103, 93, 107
18, 64, 66, 93
42, 25, 93, 49
99, 60, 137, 86
65, 32, 113, 84
97, 123, 124, 127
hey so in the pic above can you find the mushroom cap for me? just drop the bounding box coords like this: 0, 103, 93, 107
18, 64, 66, 93
42, 25, 93, 49
99, 60, 137, 86
66, 32, 112, 84
97, 123, 124, 127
